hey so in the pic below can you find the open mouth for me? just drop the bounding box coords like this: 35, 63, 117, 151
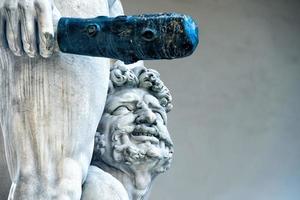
131, 130, 160, 144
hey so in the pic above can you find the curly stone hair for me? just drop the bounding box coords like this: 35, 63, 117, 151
108, 61, 173, 112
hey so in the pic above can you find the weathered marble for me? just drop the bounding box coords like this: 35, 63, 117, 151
0, 0, 124, 199
82, 61, 174, 200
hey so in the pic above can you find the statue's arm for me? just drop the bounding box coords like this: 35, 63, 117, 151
0, 0, 57, 58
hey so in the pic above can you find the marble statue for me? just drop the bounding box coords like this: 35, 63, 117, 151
0, 0, 124, 199
0, 0, 199, 198
81, 61, 174, 200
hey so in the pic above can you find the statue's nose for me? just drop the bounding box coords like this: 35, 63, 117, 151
135, 109, 157, 125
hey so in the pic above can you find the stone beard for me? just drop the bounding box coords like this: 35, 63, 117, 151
0, 0, 124, 199
82, 62, 174, 200
99, 88, 173, 173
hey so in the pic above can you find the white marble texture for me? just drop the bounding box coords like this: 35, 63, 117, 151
0, 0, 123, 199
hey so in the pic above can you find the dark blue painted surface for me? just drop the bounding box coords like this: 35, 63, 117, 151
57, 13, 199, 64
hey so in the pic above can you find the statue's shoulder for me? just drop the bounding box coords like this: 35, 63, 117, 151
82, 166, 129, 200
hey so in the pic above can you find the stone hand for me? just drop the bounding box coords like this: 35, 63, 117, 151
0, 0, 60, 57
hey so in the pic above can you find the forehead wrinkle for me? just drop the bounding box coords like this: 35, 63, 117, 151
119, 92, 141, 102
106, 90, 143, 111
111, 90, 141, 102
143, 94, 161, 109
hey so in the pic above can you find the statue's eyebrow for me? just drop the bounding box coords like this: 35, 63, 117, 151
105, 98, 139, 113
119, 100, 139, 104
144, 94, 161, 109
148, 101, 161, 109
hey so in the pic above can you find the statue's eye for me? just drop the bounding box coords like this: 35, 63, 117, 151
112, 105, 132, 115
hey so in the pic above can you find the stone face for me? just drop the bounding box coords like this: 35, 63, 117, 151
83, 61, 174, 200
0, 0, 123, 199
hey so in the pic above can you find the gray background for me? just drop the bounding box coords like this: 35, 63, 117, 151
1, 0, 300, 199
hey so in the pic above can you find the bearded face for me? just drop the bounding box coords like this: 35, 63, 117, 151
95, 88, 173, 175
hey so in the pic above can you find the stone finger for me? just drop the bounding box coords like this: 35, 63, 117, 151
0, 9, 7, 47
35, 0, 54, 58
4, 7, 23, 56
19, 4, 37, 57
